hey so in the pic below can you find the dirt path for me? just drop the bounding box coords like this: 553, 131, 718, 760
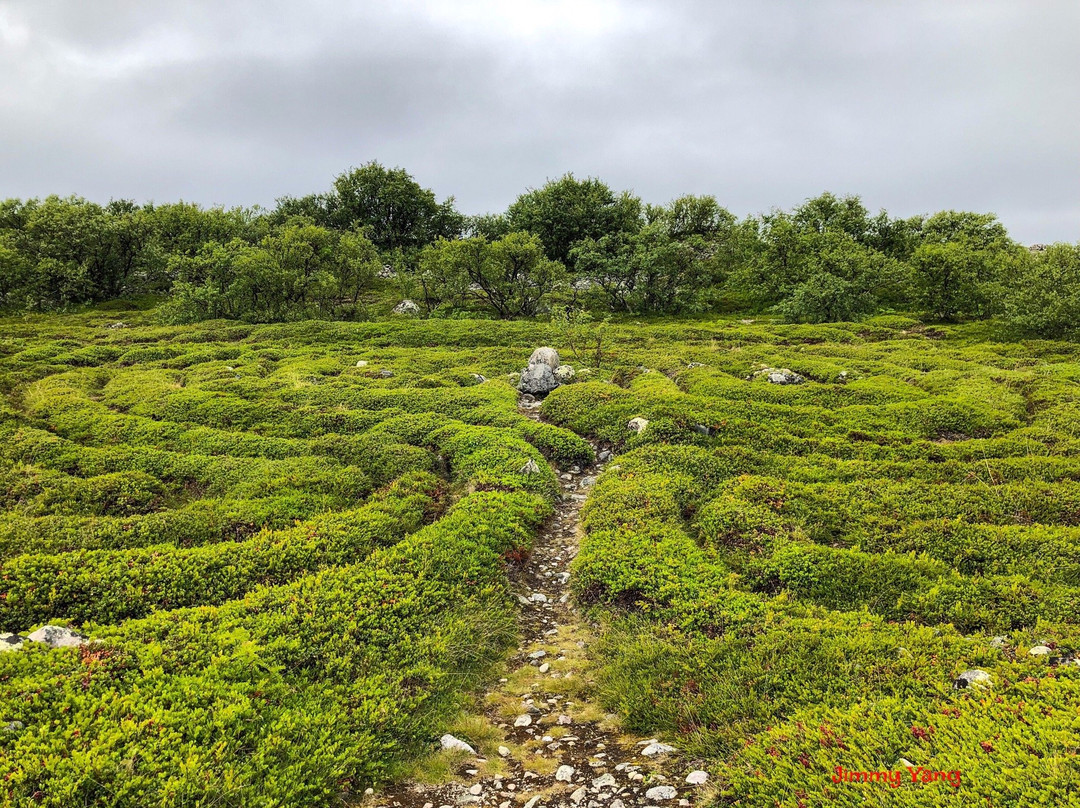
375, 398, 706, 808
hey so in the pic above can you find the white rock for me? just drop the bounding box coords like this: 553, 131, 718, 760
356, 360, 368, 367
1030, 645, 1053, 656
528, 650, 547, 661
645, 786, 678, 801
897, 758, 916, 769
26, 625, 86, 648
529, 347, 561, 370
392, 299, 421, 316
557, 714, 573, 725
570, 787, 587, 804
440, 734, 476, 754
498, 745, 511, 757
611, 801, 626, 808
954, 669, 992, 689
530, 593, 548, 603
469, 784, 483, 796
523, 797, 541, 808
627, 417, 649, 434
518, 458, 542, 475
556, 765, 575, 782
0, 633, 24, 652
592, 774, 616, 788
685, 771, 708, 785
641, 742, 676, 757
539, 663, 550, 674
514, 714, 533, 727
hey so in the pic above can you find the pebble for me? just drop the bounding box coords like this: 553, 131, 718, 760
498, 746, 511, 757
529, 650, 547, 661
440, 734, 477, 754
571, 787, 587, 804
558, 714, 573, 725
685, 771, 708, 785
515, 714, 533, 727
468, 784, 483, 796
641, 742, 676, 756
1030, 645, 1053, 656
524, 797, 541, 808
556, 765, 575, 782
592, 774, 617, 789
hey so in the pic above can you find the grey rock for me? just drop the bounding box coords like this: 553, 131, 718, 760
472, 374, 487, 383
529, 347, 561, 370
519, 459, 542, 475
557, 714, 573, 725
685, 771, 708, 785
538, 662, 550, 673
954, 669, 992, 689
27, 625, 86, 648
2, 721, 24, 733
571, 787, 587, 804
592, 774, 616, 788
0, 633, 24, 652
627, 417, 649, 434
990, 635, 1008, 648
556, 765, 575, 782
468, 784, 483, 796
378, 369, 394, 378
641, 742, 676, 756
528, 650, 547, 661
440, 734, 477, 755
645, 786, 677, 801
687, 362, 704, 368
597, 449, 614, 463
392, 299, 421, 316
755, 367, 805, 385
1030, 645, 1053, 656
498, 745, 511, 757
514, 714, 533, 727
519, 363, 559, 395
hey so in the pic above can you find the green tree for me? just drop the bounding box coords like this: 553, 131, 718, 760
506, 174, 642, 269
416, 232, 565, 319
1003, 244, 1080, 337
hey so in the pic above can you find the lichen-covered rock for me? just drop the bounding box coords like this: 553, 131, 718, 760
392, 299, 421, 316
553, 364, 575, 383
0, 633, 24, 652
627, 417, 649, 433
954, 669, 992, 689
27, 625, 86, 648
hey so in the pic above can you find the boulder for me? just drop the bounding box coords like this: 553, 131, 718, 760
767, 369, 805, 385
27, 625, 86, 648
954, 669, 992, 689
392, 299, 421, 316
528, 347, 560, 370
553, 365, 576, 383
627, 417, 649, 434
519, 363, 558, 395
0, 633, 23, 652
440, 734, 477, 754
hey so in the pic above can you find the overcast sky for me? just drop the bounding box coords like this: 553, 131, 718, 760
1, 0, 1077, 243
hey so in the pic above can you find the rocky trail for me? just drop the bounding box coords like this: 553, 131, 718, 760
375, 395, 708, 808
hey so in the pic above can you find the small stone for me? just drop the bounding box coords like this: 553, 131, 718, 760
1030, 645, 1053, 656
530, 593, 548, 603
378, 369, 394, 378
472, 373, 487, 383
392, 299, 421, 316
500, 802, 511, 808
685, 771, 708, 785
498, 745, 511, 757
597, 449, 613, 463
645, 786, 677, 801
687, 362, 704, 368
539, 663, 550, 674
440, 734, 477, 754
519, 458, 542, 475
627, 417, 649, 434
579, 476, 597, 488
356, 360, 368, 367
557, 714, 573, 725
611, 801, 626, 808
554, 365, 576, 383
514, 714, 533, 727
592, 774, 616, 789
990, 635, 1008, 648
641, 742, 676, 757
523, 796, 541, 808
2, 721, 24, 733
465, 769, 479, 775
571, 787, 587, 804
469, 784, 483, 796
556, 765, 575, 782
364, 788, 374, 796
528, 650, 547, 661
897, 758, 916, 769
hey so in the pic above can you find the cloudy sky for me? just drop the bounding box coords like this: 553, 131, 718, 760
1, 0, 1077, 242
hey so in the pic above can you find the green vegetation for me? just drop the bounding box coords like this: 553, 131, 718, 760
3, 274, 1080, 805
3, 167, 1078, 334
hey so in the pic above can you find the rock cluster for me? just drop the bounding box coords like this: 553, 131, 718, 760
518, 347, 577, 397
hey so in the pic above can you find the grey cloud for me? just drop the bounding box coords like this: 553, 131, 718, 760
0, 0, 1077, 242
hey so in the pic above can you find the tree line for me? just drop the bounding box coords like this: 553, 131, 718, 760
1, 162, 1077, 336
